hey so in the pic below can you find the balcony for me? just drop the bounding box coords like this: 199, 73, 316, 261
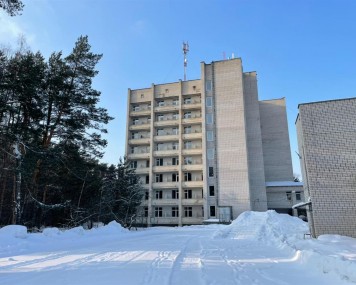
182, 147, 202, 156
135, 167, 150, 174
182, 180, 203, 188
127, 150, 150, 160
182, 198, 204, 206
151, 199, 180, 206
182, 101, 201, 111
153, 165, 179, 173
152, 181, 179, 189
182, 132, 202, 140
128, 137, 150, 145
130, 108, 151, 117
154, 104, 179, 113
129, 123, 150, 131
182, 115, 202, 125
154, 134, 179, 143
154, 149, 179, 157
182, 164, 203, 171
154, 119, 179, 127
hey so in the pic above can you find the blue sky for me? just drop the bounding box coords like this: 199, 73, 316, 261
1, 0, 356, 177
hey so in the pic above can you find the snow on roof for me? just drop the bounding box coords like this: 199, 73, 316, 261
266, 181, 303, 187
292, 201, 311, 209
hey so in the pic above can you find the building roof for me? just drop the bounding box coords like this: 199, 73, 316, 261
265, 181, 303, 187
298, 97, 356, 108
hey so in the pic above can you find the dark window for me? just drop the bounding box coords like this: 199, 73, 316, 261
209, 167, 214, 177
172, 189, 179, 199
146, 160, 150, 167
210, 206, 216, 217
172, 157, 179, 165
184, 207, 192, 217
209, 186, 215, 196
155, 191, 163, 199
184, 189, 192, 199
172, 173, 179, 182
156, 158, 163, 166
145, 191, 149, 200
184, 172, 192, 182
155, 174, 163, 183
172, 207, 179, 217
144, 207, 148, 217
145, 175, 149, 184
155, 207, 162, 217
296, 192, 301, 201
286, 192, 292, 201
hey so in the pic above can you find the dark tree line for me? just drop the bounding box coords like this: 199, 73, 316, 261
0, 36, 143, 229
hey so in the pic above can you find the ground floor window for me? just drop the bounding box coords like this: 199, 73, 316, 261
155, 207, 162, 217
184, 206, 192, 217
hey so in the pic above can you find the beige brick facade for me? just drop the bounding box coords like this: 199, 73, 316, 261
296, 98, 356, 238
126, 58, 299, 226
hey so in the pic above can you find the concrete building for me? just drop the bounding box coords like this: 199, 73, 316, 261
126, 58, 302, 226
296, 98, 356, 238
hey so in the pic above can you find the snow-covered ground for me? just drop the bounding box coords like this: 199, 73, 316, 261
0, 211, 355, 285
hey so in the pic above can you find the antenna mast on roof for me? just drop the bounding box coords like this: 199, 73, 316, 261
182, 41, 189, 81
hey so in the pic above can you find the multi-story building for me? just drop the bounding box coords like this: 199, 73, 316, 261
126, 58, 302, 226
296, 98, 356, 238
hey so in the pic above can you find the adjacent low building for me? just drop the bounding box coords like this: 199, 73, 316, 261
126, 57, 302, 226
296, 98, 356, 238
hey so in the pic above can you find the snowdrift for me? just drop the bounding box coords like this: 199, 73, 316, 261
216, 210, 356, 283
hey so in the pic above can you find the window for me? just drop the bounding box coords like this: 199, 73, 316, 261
286, 192, 292, 201
155, 174, 163, 183
156, 129, 164, 136
156, 158, 163, 166
155, 207, 163, 217
184, 141, 192, 149
155, 190, 163, 199
184, 206, 193, 217
184, 97, 192, 104
296, 192, 301, 201
133, 105, 140, 111
130, 161, 137, 169
173, 99, 179, 106
146, 160, 150, 167
207, 131, 214, 141
207, 149, 215, 159
172, 173, 179, 182
148, 104, 151, 109
144, 191, 149, 200
209, 167, 214, 177
184, 189, 192, 199
209, 186, 215, 196
173, 113, 179, 120
145, 175, 149, 184
206, 113, 213, 124
206, 97, 213, 107
202, 206, 204, 217
172, 142, 179, 150
184, 112, 192, 119
172, 207, 179, 217
184, 172, 192, 182
141, 94, 144, 99
172, 189, 179, 199
172, 127, 178, 135
158, 100, 165, 107
210, 206, 216, 217
144, 207, 148, 217
206, 80, 212, 91
147, 117, 151, 123
133, 118, 139, 125
131, 132, 137, 139
172, 157, 179, 165
184, 157, 192, 165
157, 114, 164, 121
184, 126, 192, 134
